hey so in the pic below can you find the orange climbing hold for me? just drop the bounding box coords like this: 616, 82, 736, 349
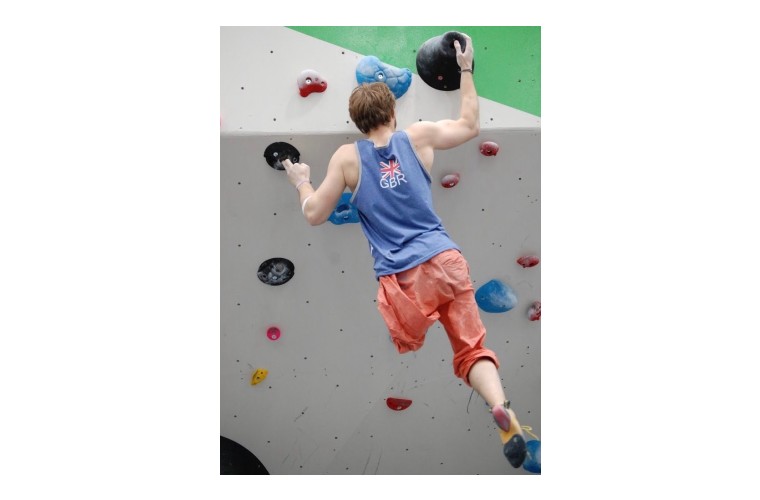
251, 368, 268, 385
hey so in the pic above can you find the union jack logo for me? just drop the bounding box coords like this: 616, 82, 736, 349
378, 159, 407, 189
380, 159, 402, 180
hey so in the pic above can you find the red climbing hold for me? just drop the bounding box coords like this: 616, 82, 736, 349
528, 301, 541, 321
266, 326, 281, 341
386, 397, 412, 411
517, 255, 540, 268
297, 69, 328, 97
441, 173, 460, 188
480, 141, 499, 156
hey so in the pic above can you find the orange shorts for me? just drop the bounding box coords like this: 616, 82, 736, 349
377, 249, 499, 386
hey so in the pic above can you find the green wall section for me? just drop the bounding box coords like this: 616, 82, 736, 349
288, 26, 540, 117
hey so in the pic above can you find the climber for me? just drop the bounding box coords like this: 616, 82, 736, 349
281, 33, 526, 467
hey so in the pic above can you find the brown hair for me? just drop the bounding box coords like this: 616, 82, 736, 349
348, 82, 396, 134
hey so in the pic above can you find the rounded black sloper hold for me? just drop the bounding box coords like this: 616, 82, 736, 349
264, 142, 300, 170
416, 31, 475, 91
257, 257, 295, 286
220, 436, 269, 475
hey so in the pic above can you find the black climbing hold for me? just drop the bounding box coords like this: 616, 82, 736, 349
503, 434, 527, 468
220, 436, 269, 475
264, 142, 300, 170
416, 31, 475, 91
257, 257, 295, 286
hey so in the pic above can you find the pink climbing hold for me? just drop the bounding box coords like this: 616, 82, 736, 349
297, 69, 328, 97
528, 301, 541, 321
441, 173, 460, 188
480, 141, 499, 156
266, 326, 281, 341
517, 255, 540, 268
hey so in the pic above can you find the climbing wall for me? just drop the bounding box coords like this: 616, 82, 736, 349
221, 26, 541, 475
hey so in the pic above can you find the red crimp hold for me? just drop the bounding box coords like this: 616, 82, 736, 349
441, 173, 460, 188
297, 69, 328, 97
479, 141, 499, 156
517, 255, 540, 268
266, 326, 281, 341
386, 397, 412, 411
528, 301, 541, 321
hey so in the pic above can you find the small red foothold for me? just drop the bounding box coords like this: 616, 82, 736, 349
528, 301, 541, 321
386, 397, 412, 411
517, 255, 540, 268
297, 69, 328, 97
480, 141, 499, 156
266, 326, 281, 341
441, 173, 460, 188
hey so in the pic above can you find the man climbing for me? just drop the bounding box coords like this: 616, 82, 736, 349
282, 33, 526, 468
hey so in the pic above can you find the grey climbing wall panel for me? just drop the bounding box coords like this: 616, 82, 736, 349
221, 130, 540, 474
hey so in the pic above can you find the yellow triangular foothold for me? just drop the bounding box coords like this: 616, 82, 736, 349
251, 368, 268, 385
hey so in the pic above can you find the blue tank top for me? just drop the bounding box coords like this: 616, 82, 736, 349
350, 130, 460, 278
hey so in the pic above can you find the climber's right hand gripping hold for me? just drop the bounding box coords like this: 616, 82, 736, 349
453, 33, 474, 72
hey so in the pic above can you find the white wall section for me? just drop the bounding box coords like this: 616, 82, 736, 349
221, 27, 540, 135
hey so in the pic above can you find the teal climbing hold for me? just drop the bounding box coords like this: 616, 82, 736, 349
475, 279, 517, 313
328, 193, 360, 225
523, 440, 541, 474
355, 56, 412, 99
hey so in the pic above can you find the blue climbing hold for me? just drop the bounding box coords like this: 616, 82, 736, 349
523, 440, 541, 474
328, 193, 360, 225
475, 279, 517, 313
355, 56, 412, 99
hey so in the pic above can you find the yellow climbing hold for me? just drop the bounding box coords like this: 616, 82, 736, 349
251, 368, 268, 385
